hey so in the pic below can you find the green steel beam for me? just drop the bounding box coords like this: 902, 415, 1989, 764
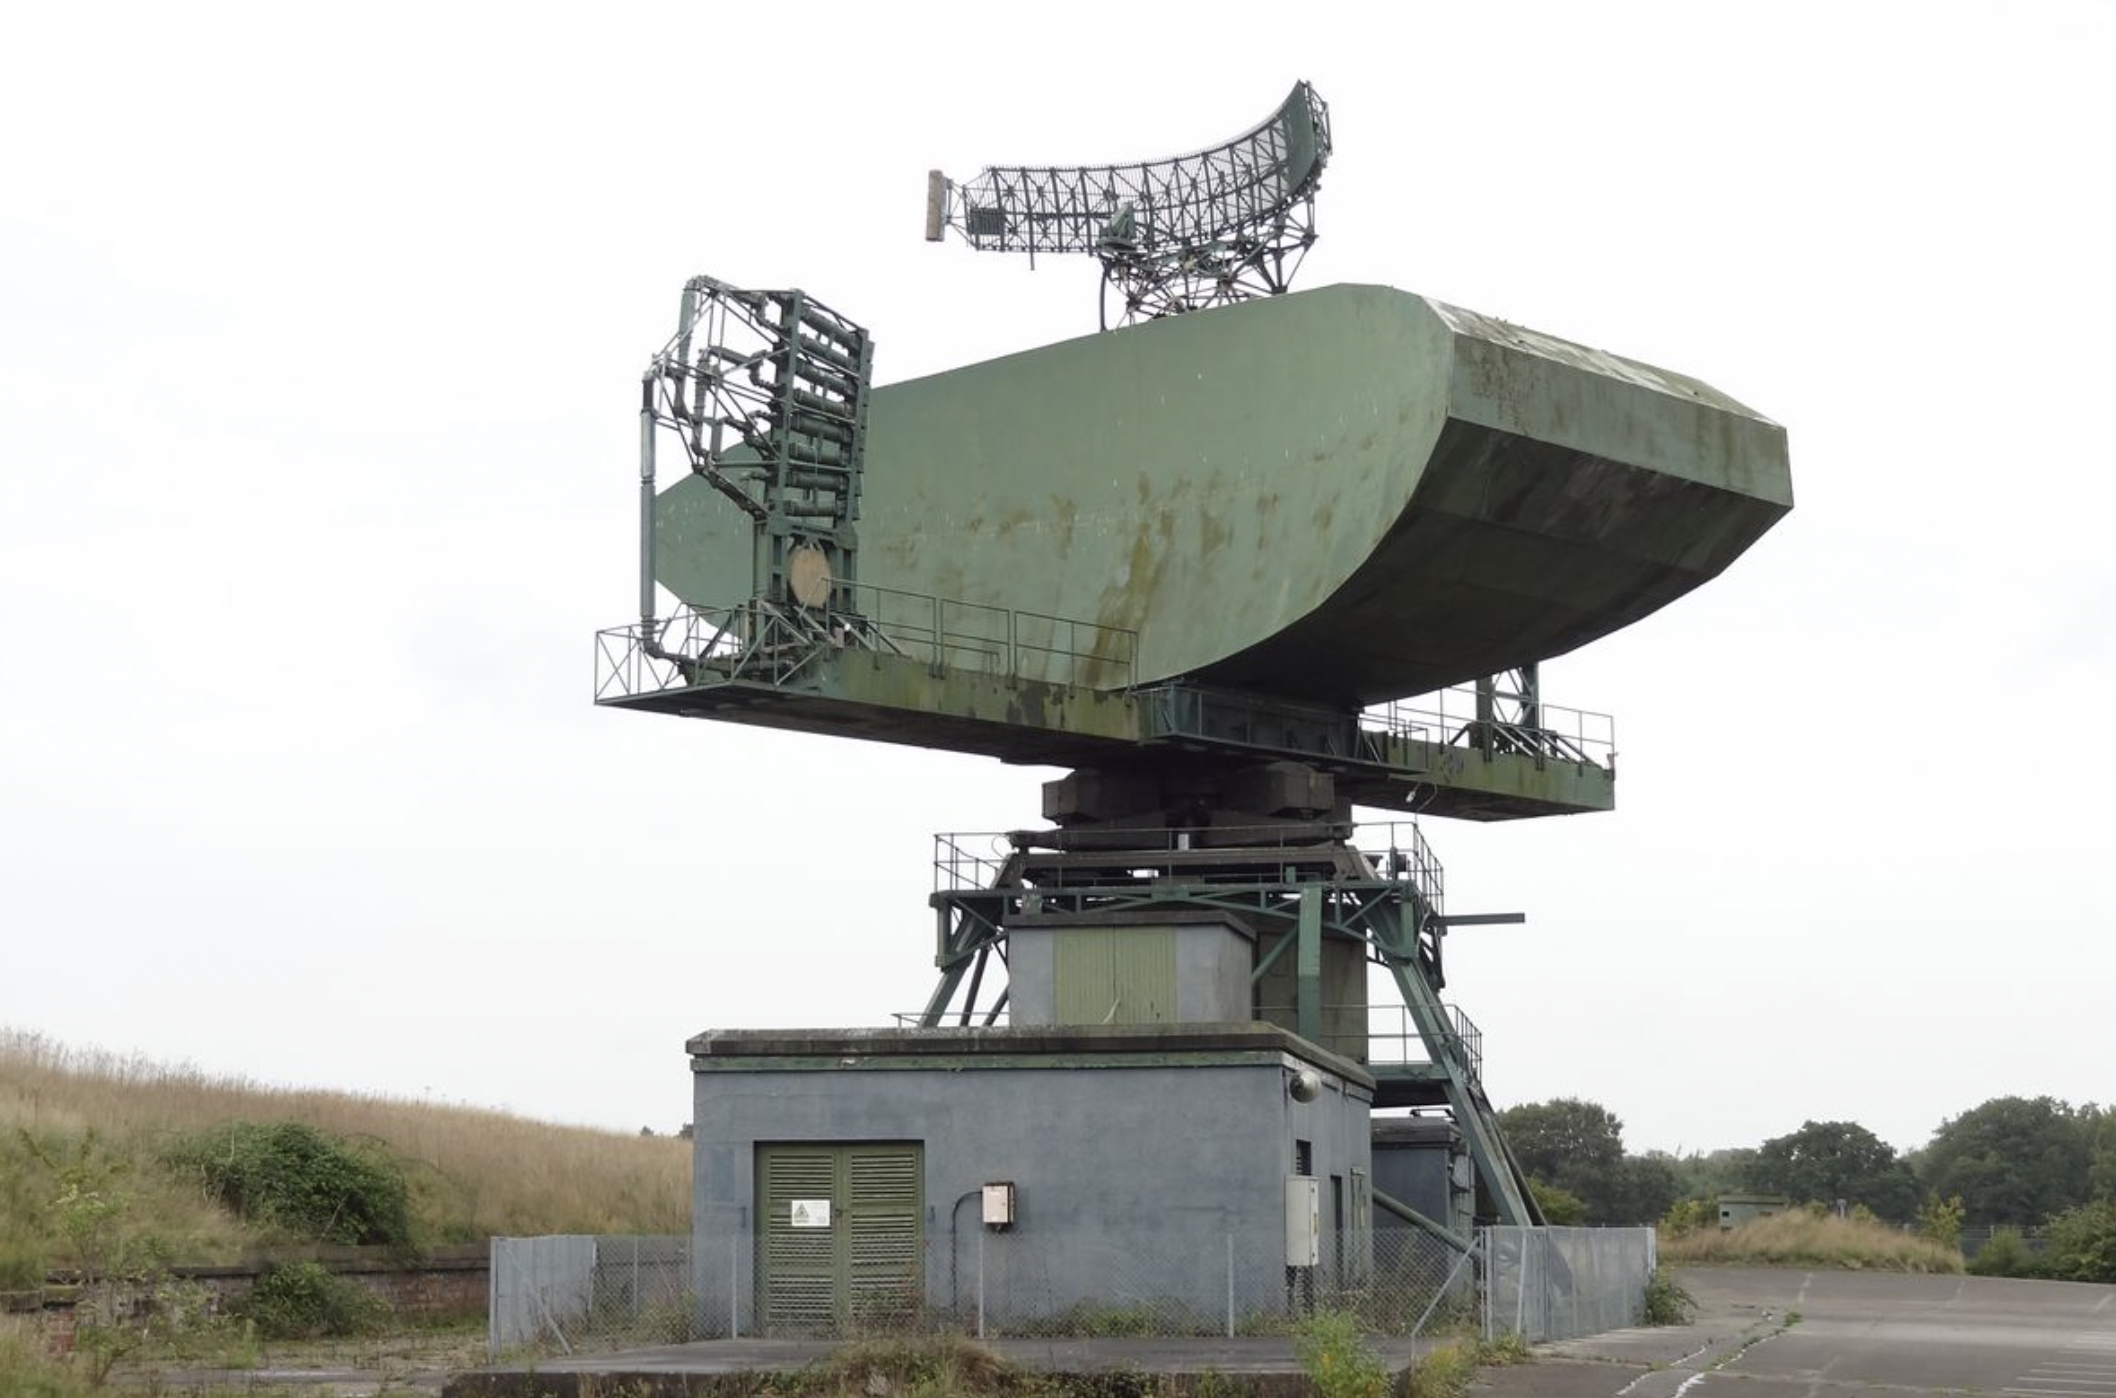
1372, 1186, 1472, 1255
1296, 887, 1323, 1045
922, 861, 1541, 1225
600, 647, 1616, 820
1380, 953, 1541, 1226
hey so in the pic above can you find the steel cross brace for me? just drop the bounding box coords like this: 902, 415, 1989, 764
917, 861, 1541, 1225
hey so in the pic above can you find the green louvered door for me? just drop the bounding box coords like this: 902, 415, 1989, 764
757, 1142, 923, 1335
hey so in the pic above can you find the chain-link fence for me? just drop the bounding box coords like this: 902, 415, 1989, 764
941, 1222, 1474, 1341
490, 1225, 1651, 1355
1480, 1226, 1656, 1344
489, 1235, 691, 1355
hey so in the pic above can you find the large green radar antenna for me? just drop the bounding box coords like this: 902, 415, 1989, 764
601, 90, 1791, 1233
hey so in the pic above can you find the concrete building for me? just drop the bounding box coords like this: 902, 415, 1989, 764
688, 1022, 1374, 1336
1372, 1116, 1473, 1243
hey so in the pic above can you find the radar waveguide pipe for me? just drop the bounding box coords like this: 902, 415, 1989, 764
927, 81, 1332, 328
637, 282, 704, 659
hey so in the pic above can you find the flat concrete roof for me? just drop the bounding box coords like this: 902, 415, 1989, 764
686, 1020, 1375, 1091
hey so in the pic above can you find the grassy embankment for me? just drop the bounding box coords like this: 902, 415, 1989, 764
0, 1027, 689, 1279
1659, 1209, 1964, 1273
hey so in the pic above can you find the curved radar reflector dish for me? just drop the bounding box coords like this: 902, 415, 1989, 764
654, 284, 1792, 706
929, 81, 1333, 327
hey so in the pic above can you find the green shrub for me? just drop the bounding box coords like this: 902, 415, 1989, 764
1404, 1334, 1527, 1398
2041, 1201, 2116, 1283
235, 1261, 384, 1339
818, 1335, 1021, 1397
1659, 1197, 1715, 1238
1915, 1193, 1965, 1251
1967, 1227, 2036, 1278
1641, 1268, 1695, 1325
1293, 1310, 1388, 1398
164, 1123, 412, 1249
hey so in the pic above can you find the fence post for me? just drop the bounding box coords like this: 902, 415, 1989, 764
975, 1224, 986, 1340
1479, 1230, 1492, 1341
488, 1239, 499, 1357
1514, 1229, 1529, 1339
1225, 1232, 1235, 1338
730, 1236, 740, 1339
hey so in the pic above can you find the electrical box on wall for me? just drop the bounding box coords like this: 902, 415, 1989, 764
1284, 1175, 1319, 1267
982, 1181, 1017, 1229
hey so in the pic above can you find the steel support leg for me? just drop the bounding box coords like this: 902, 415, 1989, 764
1384, 954, 1541, 1226
1296, 887, 1323, 1045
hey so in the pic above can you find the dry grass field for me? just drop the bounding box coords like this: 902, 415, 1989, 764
0, 1027, 690, 1276
1659, 1209, 1965, 1273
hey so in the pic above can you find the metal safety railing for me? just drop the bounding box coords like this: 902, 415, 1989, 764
1366, 688, 1615, 770
596, 587, 1136, 704
930, 820, 1442, 908
933, 831, 1017, 894
1365, 1002, 1484, 1083
1245, 1003, 1482, 1081
886, 1000, 1481, 1080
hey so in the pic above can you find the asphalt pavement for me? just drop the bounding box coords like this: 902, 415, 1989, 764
1471, 1265, 2116, 1397
433, 1264, 2116, 1397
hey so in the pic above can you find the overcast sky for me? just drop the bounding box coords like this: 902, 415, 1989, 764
4, 2, 2111, 1160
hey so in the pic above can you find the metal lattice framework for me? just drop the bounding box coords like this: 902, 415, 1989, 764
919, 823, 1542, 1228
643, 277, 873, 622
926, 81, 1332, 328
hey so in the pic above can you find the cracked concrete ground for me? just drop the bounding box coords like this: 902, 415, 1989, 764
1471, 1265, 2116, 1396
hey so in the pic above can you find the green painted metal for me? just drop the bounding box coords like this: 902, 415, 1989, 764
1295, 888, 1323, 1045
1378, 953, 1537, 1226
1372, 1186, 1472, 1255
921, 846, 1541, 1227
654, 282, 1790, 704
756, 1141, 923, 1336
1054, 926, 1177, 1024
600, 643, 1614, 819
701, 1051, 1328, 1074
617, 275, 1794, 1233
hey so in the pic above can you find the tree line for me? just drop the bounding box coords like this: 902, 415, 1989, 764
1498, 1094, 2116, 1231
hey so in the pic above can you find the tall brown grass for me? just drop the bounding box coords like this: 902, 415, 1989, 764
0, 1028, 689, 1269
1660, 1209, 1963, 1274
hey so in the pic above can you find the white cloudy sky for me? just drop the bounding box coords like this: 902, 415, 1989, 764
3, 2, 2111, 1160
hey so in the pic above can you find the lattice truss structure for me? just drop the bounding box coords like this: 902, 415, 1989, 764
645, 276, 873, 617
928, 82, 1332, 328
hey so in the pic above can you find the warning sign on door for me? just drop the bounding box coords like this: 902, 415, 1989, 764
790, 1199, 832, 1228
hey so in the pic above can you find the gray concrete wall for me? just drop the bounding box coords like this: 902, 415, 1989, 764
1173, 923, 1255, 1023
1372, 1121, 1473, 1240
690, 1039, 1372, 1335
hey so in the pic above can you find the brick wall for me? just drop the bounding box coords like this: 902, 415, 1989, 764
2, 1287, 80, 1356
171, 1245, 489, 1321
36, 1245, 489, 1326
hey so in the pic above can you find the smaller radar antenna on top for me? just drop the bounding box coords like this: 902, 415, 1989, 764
925, 81, 1332, 330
